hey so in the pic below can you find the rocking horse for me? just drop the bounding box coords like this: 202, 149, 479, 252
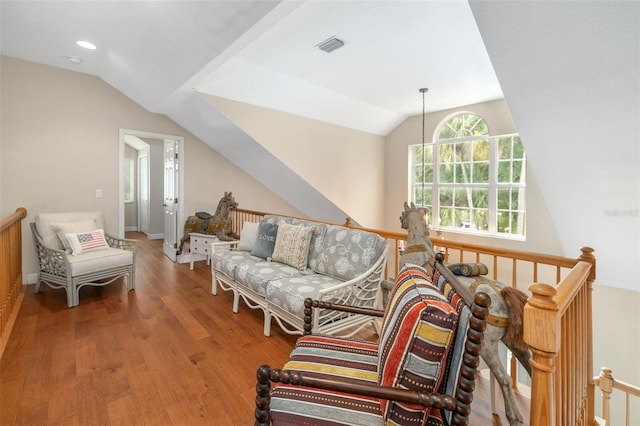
399, 201, 530, 426
177, 191, 240, 255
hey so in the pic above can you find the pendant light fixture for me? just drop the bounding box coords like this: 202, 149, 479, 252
419, 88, 429, 207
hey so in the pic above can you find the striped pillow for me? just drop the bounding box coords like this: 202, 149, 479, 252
378, 265, 459, 426
284, 334, 379, 385
270, 335, 381, 425
270, 386, 382, 425
433, 268, 472, 425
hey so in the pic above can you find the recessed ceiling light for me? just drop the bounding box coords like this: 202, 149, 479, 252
76, 40, 96, 50
68, 56, 82, 65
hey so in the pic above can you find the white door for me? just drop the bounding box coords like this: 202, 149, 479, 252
163, 139, 179, 261
138, 154, 149, 235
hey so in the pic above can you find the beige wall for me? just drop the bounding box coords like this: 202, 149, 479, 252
385, 99, 563, 256
592, 285, 640, 423
202, 94, 386, 228
0, 56, 304, 280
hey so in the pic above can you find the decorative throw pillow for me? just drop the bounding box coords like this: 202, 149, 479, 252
65, 229, 110, 256
271, 223, 314, 271
237, 221, 259, 252
52, 220, 100, 253
378, 265, 458, 426
432, 268, 472, 426
250, 222, 279, 259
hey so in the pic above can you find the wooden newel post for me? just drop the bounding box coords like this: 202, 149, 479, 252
524, 283, 560, 426
579, 246, 596, 423
597, 367, 614, 425
579, 246, 596, 282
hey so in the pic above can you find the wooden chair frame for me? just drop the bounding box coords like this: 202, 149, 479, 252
255, 260, 491, 426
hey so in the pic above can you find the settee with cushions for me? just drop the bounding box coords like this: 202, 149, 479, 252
30, 211, 137, 307
210, 215, 389, 337
255, 261, 491, 426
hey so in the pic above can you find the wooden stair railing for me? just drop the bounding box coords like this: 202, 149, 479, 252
0, 207, 28, 358
524, 250, 596, 426
230, 208, 599, 424
593, 367, 640, 426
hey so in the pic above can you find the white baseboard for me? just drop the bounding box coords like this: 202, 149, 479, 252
26, 273, 37, 285
146, 233, 164, 240
125, 226, 138, 232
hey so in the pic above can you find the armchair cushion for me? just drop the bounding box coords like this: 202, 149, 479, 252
270, 386, 382, 425
36, 212, 105, 250
312, 226, 386, 282
283, 335, 379, 384
66, 248, 133, 276
377, 266, 459, 425
270, 335, 382, 425
265, 274, 344, 318
51, 219, 101, 252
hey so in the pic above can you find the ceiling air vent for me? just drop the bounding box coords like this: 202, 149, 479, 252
317, 37, 344, 53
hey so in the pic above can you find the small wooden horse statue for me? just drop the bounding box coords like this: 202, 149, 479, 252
399, 201, 530, 426
177, 191, 240, 255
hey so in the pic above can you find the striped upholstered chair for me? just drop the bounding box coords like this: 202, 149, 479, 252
255, 258, 491, 426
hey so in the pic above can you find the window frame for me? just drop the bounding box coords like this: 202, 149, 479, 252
409, 112, 526, 239
123, 158, 135, 204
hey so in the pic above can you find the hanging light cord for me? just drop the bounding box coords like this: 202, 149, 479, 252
420, 88, 429, 206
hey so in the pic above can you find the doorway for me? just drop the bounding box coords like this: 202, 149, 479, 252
138, 154, 149, 234
119, 129, 184, 261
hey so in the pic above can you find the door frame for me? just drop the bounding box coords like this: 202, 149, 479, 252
118, 128, 185, 242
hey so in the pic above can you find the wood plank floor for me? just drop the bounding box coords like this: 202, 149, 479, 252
1, 232, 529, 425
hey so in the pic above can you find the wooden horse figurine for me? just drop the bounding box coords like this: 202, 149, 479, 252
177, 191, 240, 255
399, 201, 530, 426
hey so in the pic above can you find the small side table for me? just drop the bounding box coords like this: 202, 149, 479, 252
189, 233, 218, 270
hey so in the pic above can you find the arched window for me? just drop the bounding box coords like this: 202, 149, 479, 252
410, 112, 526, 237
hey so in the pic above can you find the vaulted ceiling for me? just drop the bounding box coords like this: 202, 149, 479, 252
0, 0, 504, 222
0, 1, 502, 135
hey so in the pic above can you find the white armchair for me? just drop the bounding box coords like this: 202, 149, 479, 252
30, 211, 137, 307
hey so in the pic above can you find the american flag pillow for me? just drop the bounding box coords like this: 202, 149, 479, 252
65, 229, 109, 255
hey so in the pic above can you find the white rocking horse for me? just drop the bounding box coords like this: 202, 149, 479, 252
399, 201, 530, 426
